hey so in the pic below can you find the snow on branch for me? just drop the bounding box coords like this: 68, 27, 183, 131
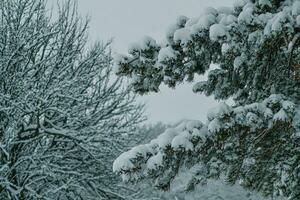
114, 94, 299, 197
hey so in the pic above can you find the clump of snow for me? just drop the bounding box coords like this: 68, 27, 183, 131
238, 7, 253, 24
292, 1, 300, 16
233, 0, 247, 9
234, 106, 246, 114
130, 145, 151, 158
248, 30, 263, 44
296, 15, 300, 26
273, 109, 289, 122
128, 36, 158, 54
186, 120, 203, 131
157, 46, 177, 63
221, 43, 230, 54
271, 12, 287, 32
191, 126, 208, 140
264, 108, 273, 119
185, 17, 198, 27
174, 28, 192, 45
163, 75, 172, 82
292, 106, 300, 131
219, 15, 237, 26
171, 131, 194, 151
264, 11, 289, 35
242, 157, 256, 167
259, 0, 272, 7
246, 112, 260, 125
282, 100, 295, 113
146, 152, 163, 170
113, 151, 135, 173
209, 24, 227, 41
191, 14, 216, 34
140, 36, 158, 49
113, 144, 151, 173
208, 118, 222, 133
244, 102, 261, 112
264, 94, 283, 107
208, 102, 233, 120
131, 74, 142, 84
156, 128, 179, 149
233, 56, 243, 69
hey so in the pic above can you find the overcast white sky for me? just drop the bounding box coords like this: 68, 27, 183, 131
77, 0, 234, 123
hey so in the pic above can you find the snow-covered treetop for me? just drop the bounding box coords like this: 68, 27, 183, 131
115, 0, 300, 104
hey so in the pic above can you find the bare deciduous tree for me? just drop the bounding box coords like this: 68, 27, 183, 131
0, 0, 144, 199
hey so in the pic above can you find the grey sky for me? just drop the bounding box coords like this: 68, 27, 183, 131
77, 0, 234, 123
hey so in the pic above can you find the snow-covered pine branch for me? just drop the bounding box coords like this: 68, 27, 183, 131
114, 94, 300, 198
114, 0, 300, 199
114, 0, 300, 105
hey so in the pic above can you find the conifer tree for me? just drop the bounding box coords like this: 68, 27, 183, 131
113, 0, 300, 199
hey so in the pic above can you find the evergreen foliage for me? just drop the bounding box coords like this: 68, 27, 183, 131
114, 0, 300, 199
